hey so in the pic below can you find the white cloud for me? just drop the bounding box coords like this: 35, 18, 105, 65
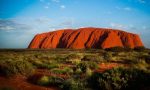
60, 5, 66, 9
110, 23, 127, 29
0, 26, 15, 31
0, 19, 32, 31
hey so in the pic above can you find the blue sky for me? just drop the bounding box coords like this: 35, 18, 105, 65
0, 0, 150, 48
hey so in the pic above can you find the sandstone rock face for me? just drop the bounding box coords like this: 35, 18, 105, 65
28, 27, 144, 49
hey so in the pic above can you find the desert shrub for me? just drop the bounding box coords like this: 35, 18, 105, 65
36, 75, 64, 86
0, 60, 34, 76
74, 68, 82, 74
61, 78, 80, 90
105, 46, 132, 52
66, 59, 81, 65
87, 61, 99, 70
54, 56, 66, 62
65, 54, 81, 64
88, 67, 150, 90
76, 61, 98, 70
103, 52, 112, 61
139, 55, 150, 64
66, 54, 81, 60
34, 54, 54, 60
77, 61, 98, 70
145, 56, 150, 64
86, 68, 92, 76
48, 76, 64, 86
75, 62, 95, 76
32, 60, 59, 69
61, 78, 87, 90
130, 58, 149, 70
37, 75, 50, 86
134, 46, 146, 52
51, 67, 73, 75
63, 67, 74, 74
81, 55, 103, 62
105, 47, 124, 52
77, 62, 88, 73
39, 63, 59, 69
51, 69, 67, 74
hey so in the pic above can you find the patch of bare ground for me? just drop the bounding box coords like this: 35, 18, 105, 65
95, 62, 128, 72
0, 74, 60, 90
34, 69, 69, 79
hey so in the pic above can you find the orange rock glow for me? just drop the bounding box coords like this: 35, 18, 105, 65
28, 27, 144, 49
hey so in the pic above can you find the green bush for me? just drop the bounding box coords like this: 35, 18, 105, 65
61, 78, 86, 90
87, 61, 99, 70
81, 55, 103, 62
134, 46, 146, 52
88, 67, 150, 90
74, 68, 82, 74
103, 52, 112, 61
35, 75, 88, 90
139, 55, 150, 64
51, 69, 66, 74
65, 54, 81, 64
54, 56, 66, 62
66, 54, 81, 60
77, 62, 88, 73
36, 75, 64, 86
75, 62, 96, 76
32, 60, 59, 69
86, 68, 92, 76
0, 60, 34, 76
37, 75, 50, 86
47, 76, 64, 86
66, 59, 81, 65
61, 78, 79, 90
51, 67, 73, 74
105, 46, 132, 52
38, 63, 59, 69
63, 67, 74, 74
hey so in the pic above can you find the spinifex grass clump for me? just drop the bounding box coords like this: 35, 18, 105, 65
64, 53, 82, 64
81, 54, 104, 62
32, 60, 59, 69
0, 60, 34, 76
51, 67, 73, 75
88, 67, 150, 90
36, 75, 64, 86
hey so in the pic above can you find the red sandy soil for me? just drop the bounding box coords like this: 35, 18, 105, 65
0, 63, 126, 90
0, 74, 60, 90
95, 62, 126, 72
35, 69, 69, 79
28, 27, 144, 49
0, 68, 71, 90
